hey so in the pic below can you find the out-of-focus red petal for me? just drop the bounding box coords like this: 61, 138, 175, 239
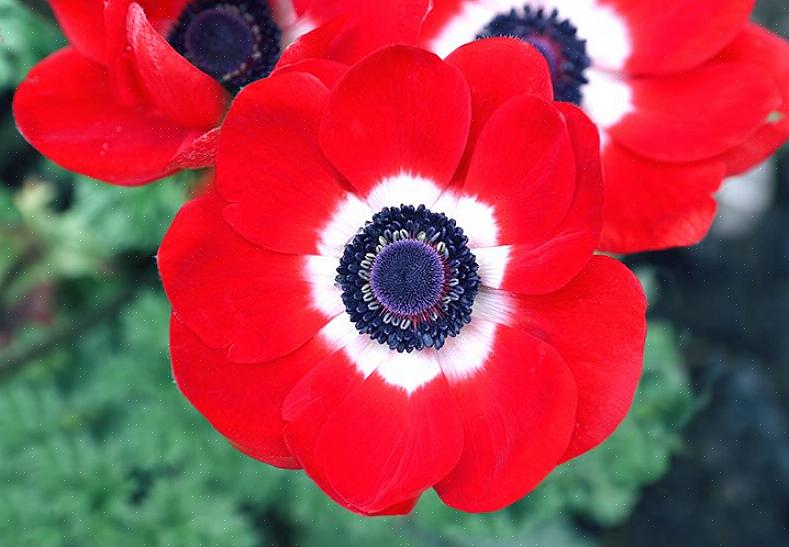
518, 256, 647, 461
217, 72, 350, 255
49, 0, 106, 63
435, 326, 577, 512
599, 143, 726, 253
610, 60, 781, 163
713, 23, 789, 174
127, 3, 229, 129
158, 193, 338, 364
603, 0, 754, 74
320, 45, 471, 196
301, 0, 431, 64
13, 47, 215, 185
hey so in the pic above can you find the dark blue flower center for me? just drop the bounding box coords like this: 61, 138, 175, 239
477, 6, 590, 104
168, 0, 281, 90
371, 240, 446, 317
337, 205, 480, 353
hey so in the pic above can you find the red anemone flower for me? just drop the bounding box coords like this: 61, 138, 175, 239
12, 0, 426, 186
158, 42, 646, 515
417, 0, 789, 252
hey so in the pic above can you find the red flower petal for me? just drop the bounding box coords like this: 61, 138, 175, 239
434, 326, 577, 512
713, 24, 789, 175
171, 316, 325, 469
13, 47, 216, 185
301, 0, 431, 64
475, 103, 602, 294
217, 72, 350, 255
518, 256, 647, 461
49, 0, 106, 63
605, 0, 754, 74
127, 3, 229, 129
315, 369, 463, 513
463, 95, 576, 246
446, 37, 553, 178
284, 346, 463, 514
320, 45, 471, 196
609, 60, 781, 163
271, 58, 348, 89
599, 143, 726, 253
158, 193, 339, 363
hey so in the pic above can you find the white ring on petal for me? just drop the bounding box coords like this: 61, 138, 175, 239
437, 318, 498, 382
317, 192, 372, 257
582, 68, 633, 129
304, 255, 345, 318
473, 246, 511, 288
473, 287, 517, 325
434, 191, 500, 248
366, 172, 444, 212
329, 326, 442, 394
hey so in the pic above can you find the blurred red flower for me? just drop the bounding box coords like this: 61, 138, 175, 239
416, 0, 789, 251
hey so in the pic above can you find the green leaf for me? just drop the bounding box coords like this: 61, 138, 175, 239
0, 0, 63, 91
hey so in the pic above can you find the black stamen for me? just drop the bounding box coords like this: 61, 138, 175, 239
337, 205, 481, 353
168, 0, 281, 90
477, 6, 591, 104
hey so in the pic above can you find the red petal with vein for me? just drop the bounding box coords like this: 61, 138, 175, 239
13, 47, 215, 186
315, 370, 463, 513
463, 96, 575, 246
714, 24, 789, 174
446, 38, 553, 177
127, 3, 229, 129
478, 103, 602, 294
320, 45, 471, 194
158, 193, 334, 363
170, 316, 329, 469
435, 326, 577, 512
49, 0, 106, 63
599, 143, 726, 253
217, 72, 350, 255
610, 61, 781, 163
518, 256, 647, 461
302, 0, 431, 63
602, 0, 754, 74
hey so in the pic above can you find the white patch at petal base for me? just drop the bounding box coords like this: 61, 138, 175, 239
336, 331, 441, 394
437, 318, 498, 382
473, 246, 511, 288
434, 192, 499, 248
473, 288, 517, 325
317, 192, 372, 257
366, 172, 444, 212
318, 314, 362, 353
304, 255, 345, 318
582, 68, 633, 129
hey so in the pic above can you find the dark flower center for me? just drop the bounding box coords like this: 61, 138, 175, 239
337, 205, 481, 353
168, 0, 281, 90
477, 6, 590, 104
